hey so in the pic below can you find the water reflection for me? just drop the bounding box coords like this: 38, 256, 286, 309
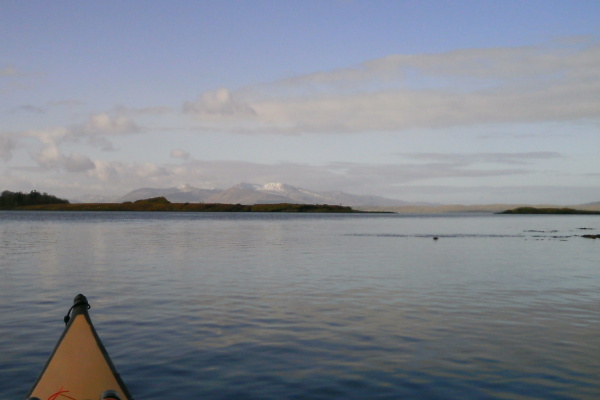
1, 212, 599, 399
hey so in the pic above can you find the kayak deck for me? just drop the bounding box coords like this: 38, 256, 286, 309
26, 294, 133, 400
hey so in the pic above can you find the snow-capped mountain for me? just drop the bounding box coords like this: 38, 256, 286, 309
117, 182, 413, 207
204, 183, 290, 204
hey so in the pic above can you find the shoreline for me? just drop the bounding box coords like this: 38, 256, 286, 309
12, 199, 362, 213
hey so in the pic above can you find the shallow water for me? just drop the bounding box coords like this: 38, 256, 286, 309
1, 211, 599, 399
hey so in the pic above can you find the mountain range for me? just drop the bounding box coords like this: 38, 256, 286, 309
116, 183, 417, 207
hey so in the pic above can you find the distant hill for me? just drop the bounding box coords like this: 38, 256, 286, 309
117, 182, 415, 207
205, 183, 293, 204
117, 184, 221, 203
500, 207, 600, 215
581, 201, 600, 206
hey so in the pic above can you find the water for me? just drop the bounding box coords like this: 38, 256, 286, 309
1, 211, 599, 399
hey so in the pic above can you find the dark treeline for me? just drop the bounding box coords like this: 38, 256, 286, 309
0, 190, 70, 209
18, 196, 358, 213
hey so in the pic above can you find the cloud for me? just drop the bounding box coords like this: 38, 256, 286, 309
63, 153, 96, 172
0, 136, 17, 161
48, 99, 85, 107
25, 126, 70, 146
11, 104, 46, 114
78, 113, 141, 136
322, 161, 528, 188
25, 113, 141, 152
4, 155, 596, 204
401, 152, 563, 165
85, 160, 168, 184
89, 160, 119, 182
275, 40, 598, 91
23, 113, 140, 171
184, 40, 600, 134
12, 112, 143, 185
183, 88, 257, 118
114, 105, 172, 116
5, 150, 588, 203
134, 158, 530, 196
170, 149, 190, 160
136, 162, 168, 178
87, 136, 116, 151
382, 184, 600, 205
0, 65, 18, 76
31, 144, 95, 172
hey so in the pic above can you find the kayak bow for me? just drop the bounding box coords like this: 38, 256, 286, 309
25, 294, 133, 400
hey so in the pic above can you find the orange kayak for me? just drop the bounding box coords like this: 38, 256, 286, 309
25, 294, 133, 400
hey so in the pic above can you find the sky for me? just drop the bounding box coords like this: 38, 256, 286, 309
2, 0, 600, 204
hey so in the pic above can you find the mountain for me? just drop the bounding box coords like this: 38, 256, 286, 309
117, 182, 413, 207
72, 194, 117, 203
581, 201, 600, 206
117, 184, 220, 203
204, 183, 294, 204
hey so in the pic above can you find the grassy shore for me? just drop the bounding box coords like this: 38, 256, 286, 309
16, 197, 358, 213
499, 207, 600, 215
357, 204, 600, 214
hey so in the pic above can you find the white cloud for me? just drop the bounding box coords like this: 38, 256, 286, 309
183, 88, 256, 118
26, 113, 140, 143
24, 113, 141, 156
78, 113, 140, 136
31, 144, 95, 172
26, 126, 70, 146
184, 40, 600, 134
170, 149, 190, 160
89, 160, 119, 182
85, 160, 168, 187
136, 162, 168, 178
33, 145, 62, 168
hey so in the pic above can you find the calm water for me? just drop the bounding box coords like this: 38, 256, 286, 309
1, 211, 599, 399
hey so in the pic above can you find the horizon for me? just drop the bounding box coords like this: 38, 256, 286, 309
2, 1, 600, 205
7, 182, 597, 208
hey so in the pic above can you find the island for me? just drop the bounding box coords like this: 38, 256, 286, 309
11, 196, 359, 213
0, 190, 69, 209
499, 207, 600, 215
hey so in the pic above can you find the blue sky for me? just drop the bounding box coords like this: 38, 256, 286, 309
2, 1, 599, 204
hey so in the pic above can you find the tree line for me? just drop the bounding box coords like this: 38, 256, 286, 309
0, 190, 69, 209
